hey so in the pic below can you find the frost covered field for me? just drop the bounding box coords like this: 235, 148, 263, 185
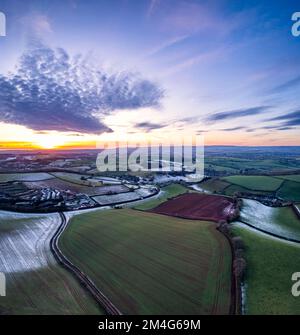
239, 199, 300, 241
0, 211, 100, 315
0, 172, 53, 182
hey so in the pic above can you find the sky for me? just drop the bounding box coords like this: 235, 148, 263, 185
0, 0, 299, 149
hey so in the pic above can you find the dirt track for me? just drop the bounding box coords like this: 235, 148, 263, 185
50, 212, 122, 315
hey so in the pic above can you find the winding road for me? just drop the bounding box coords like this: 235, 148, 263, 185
50, 212, 122, 315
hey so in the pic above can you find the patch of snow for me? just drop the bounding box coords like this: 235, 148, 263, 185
0, 210, 60, 274
239, 199, 300, 241
190, 184, 211, 193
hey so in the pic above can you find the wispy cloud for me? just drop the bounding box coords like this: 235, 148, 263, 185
20, 13, 53, 36
161, 1, 251, 36
0, 42, 164, 134
205, 106, 272, 123
134, 121, 167, 132
219, 126, 247, 132
161, 47, 226, 76
270, 76, 300, 94
267, 110, 300, 127
144, 34, 189, 58
147, 0, 161, 17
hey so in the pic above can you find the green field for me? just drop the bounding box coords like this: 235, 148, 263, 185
0, 211, 101, 315
232, 224, 300, 314
205, 157, 299, 173
59, 209, 232, 315
239, 199, 300, 241
51, 172, 105, 187
134, 184, 188, 210
223, 184, 247, 196
277, 175, 300, 183
199, 174, 300, 200
198, 179, 230, 193
277, 181, 300, 202
222, 176, 283, 192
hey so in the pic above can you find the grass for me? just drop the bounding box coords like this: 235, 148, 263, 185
198, 179, 230, 193
0, 211, 101, 315
222, 175, 283, 192
276, 175, 300, 183
232, 224, 300, 314
134, 183, 188, 210
205, 157, 300, 173
277, 181, 300, 202
59, 209, 232, 315
239, 199, 300, 241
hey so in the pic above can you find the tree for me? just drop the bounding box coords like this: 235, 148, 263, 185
233, 257, 246, 281
232, 236, 245, 251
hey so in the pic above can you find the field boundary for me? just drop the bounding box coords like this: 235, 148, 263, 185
238, 220, 300, 244
292, 204, 300, 220
48, 172, 130, 190
216, 225, 239, 315
50, 212, 122, 315
221, 178, 284, 193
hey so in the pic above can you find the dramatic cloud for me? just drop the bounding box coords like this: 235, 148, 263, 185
134, 121, 167, 132
0, 43, 164, 134
205, 106, 271, 123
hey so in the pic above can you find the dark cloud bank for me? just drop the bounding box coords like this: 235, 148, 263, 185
0, 43, 164, 134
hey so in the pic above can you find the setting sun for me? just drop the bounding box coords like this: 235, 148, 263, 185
33, 134, 72, 150
36, 139, 56, 149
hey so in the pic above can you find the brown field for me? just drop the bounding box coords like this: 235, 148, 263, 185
24, 179, 129, 196
151, 193, 235, 222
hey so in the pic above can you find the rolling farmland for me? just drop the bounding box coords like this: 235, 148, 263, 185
277, 175, 300, 183
0, 211, 101, 315
232, 224, 300, 315
59, 209, 232, 315
277, 181, 300, 202
198, 174, 300, 202
222, 176, 283, 192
